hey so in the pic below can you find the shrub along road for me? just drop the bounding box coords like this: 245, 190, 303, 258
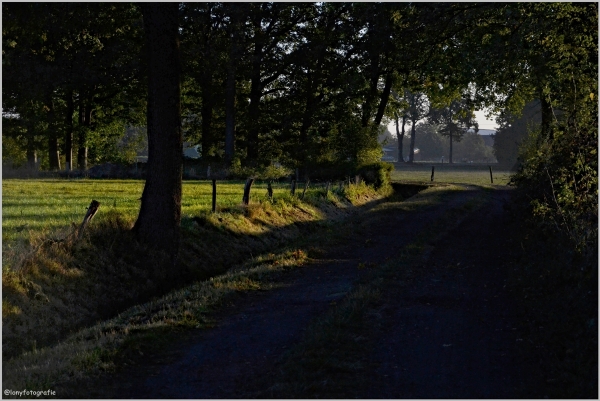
68, 184, 549, 398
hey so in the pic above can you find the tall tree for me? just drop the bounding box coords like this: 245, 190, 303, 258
428, 99, 478, 164
133, 3, 182, 259
404, 90, 429, 163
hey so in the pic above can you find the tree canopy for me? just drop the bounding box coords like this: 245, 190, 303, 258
3, 2, 597, 256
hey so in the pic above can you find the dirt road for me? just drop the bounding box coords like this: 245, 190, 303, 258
72, 185, 547, 398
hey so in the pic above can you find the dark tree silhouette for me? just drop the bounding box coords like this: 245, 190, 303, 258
134, 3, 183, 259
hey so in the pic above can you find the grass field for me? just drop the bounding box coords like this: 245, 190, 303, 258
2, 166, 512, 245
1, 179, 313, 244
391, 163, 513, 186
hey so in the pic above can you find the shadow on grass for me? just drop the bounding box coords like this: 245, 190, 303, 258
2, 184, 429, 362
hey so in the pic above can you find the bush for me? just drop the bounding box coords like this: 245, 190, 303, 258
227, 163, 292, 181
356, 161, 393, 190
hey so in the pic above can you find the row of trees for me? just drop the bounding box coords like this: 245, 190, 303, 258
3, 3, 597, 257
383, 124, 494, 163
3, 3, 490, 174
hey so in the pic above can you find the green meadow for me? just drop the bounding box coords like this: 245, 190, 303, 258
392, 163, 512, 186
2, 179, 299, 244
2, 166, 512, 245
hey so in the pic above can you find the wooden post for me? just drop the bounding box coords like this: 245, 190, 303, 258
267, 180, 273, 200
301, 179, 310, 200
325, 181, 331, 197
242, 178, 254, 205
212, 179, 217, 213
78, 200, 100, 240
489, 165, 493, 184
291, 179, 296, 196
431, 166, 435, 182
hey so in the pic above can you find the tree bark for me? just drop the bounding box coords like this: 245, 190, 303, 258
65, 88, 74, 171
134, 3, 183, 258
374, 71, 394, 126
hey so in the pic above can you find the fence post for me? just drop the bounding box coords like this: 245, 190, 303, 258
325, 181, 331, 197
212, 179, 217, 213
489, 165, 493, 184
78, 200, 100, 240
267, 180, 273, 200
431, 166, 435, 182
301, 179, 310, 200
242, 178, 254, 205
291, 179, 296, 196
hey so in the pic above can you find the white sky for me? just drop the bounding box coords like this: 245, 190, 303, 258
386, 109, 498, 135
474, 110, 498, 130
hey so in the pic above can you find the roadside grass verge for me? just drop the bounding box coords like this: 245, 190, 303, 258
1, 181, 435, 393
2, 247, 310, 394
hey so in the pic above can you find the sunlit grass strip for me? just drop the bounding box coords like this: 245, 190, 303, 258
1, 248, 309, 393
391, 164, 512, 185
1, 179, 328, 244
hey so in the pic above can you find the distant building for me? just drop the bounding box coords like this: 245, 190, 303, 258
381, 146, 397, 162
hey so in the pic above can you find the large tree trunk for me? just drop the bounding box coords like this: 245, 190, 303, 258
134, 3, 183, 258
224, 5, 243, 167
361, 63, 381, 128
65, 88, 74, 171
374, 71, 394, 126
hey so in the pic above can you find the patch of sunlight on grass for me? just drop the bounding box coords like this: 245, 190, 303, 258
391, 164, 512, 186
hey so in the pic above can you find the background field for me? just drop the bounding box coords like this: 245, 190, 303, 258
2, 165, 514, 246
391, 163, 512, 186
